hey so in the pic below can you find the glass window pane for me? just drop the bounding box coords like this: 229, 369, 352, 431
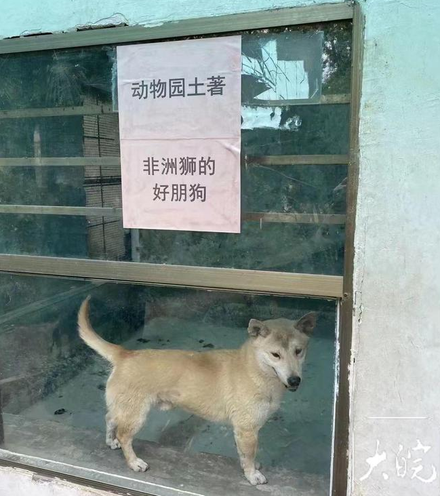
0, 46, 115, 111
0, 213, 345, 274
0, 22, 351, 276
242, 105, 350, 156
0, 273, 337, 495
0, 114, 120, 159
140, 223, 345, 274
0, 215, 127, 259
0, 166, 121, 207
0, 163, 346, 213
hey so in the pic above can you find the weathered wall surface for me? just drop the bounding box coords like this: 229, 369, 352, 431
1, 0, 439, 495
0, 0, 342, 39
350, 0, 440, 495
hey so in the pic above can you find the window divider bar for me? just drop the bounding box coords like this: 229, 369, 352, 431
0, 205, 346, 224
0, 104, 114, 119
0, 254, 343, 298
243, 212, 346, 225
331, 3, 365, 496
244, 94, 351, 107
0, 205, 122, 218
0, 155, 349, 167
0, 94, 350, 119
0, 157, 121, 167
246, 155, 349, 166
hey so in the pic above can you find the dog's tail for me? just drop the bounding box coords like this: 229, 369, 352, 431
78, 297, 123, 364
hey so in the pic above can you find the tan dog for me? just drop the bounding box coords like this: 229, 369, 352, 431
78, 297, 316, 485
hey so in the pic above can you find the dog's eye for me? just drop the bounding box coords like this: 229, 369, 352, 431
295, 349, 303, 356
271, 352, 280, 359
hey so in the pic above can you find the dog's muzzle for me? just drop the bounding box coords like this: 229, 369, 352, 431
286, 376, 301, 392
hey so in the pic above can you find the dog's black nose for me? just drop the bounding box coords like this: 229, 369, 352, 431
287, 376, 301, 389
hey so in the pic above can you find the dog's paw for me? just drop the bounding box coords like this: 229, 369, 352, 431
110, 439, 121, 450
129, 458, 149, 472
246, 469, 267, 485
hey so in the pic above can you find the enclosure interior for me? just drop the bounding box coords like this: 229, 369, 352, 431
0, 275, 337, 495
0, 20, 351, 496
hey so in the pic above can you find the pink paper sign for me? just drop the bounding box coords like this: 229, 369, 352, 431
117, 36, 242, 233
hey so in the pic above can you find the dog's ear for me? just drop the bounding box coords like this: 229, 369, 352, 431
248, 319, 271, 338
295, 312, 317, 336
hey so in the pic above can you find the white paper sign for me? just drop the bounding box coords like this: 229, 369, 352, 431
117, 36, 241, 233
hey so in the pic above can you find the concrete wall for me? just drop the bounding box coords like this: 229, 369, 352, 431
350, 1, 440, 495
0, 0, 342, 39
1, 1, 439, 495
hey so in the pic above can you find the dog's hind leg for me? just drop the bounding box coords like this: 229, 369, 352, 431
105, 412, 120, 450
115, 400, 152, 472
234, 427, 267, 486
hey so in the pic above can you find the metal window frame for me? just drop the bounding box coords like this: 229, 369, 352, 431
0, 94, 350, 119
0, 206, 347, 226
0, 3, 364, 496
0, 155, 350, 166
0, 3, 353, 54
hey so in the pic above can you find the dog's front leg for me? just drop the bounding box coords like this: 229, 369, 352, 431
234, 427, 267, 485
